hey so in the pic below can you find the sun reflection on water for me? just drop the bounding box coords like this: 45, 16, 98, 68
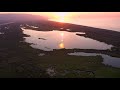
59, 42, 64, 48
59, 32, 65, 49
60, 32, 64, 37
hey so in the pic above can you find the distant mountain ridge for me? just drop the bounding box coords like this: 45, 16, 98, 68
0, 14, 48, 21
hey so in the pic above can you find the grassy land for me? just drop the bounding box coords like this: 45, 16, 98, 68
36, 56, 120, 78
16, 42, 120, 78
1, 40, 120, 78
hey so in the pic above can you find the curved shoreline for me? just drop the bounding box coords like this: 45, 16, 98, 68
22, 20, 120, 47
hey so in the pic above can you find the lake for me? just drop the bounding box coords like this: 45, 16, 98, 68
22, 28, 113, 51
68, 52, 120, 68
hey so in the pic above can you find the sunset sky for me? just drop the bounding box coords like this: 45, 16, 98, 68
0, 12, 120, 30
0, 12, 120, 19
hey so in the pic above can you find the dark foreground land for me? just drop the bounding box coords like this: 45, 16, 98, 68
0, 20, 120, 78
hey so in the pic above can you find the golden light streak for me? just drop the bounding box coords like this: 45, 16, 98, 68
59, 42, 64, 49
60, 32, 64, 37
59, 32, 65, 49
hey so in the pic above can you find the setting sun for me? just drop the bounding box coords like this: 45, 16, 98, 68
53, 12, 68, 22
55, 12, 68, 17
49, 12, 70, 22
58, 18, 65, 22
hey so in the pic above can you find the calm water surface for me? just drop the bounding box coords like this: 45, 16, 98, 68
68, 52, 120, 68
22, 28, 112, 51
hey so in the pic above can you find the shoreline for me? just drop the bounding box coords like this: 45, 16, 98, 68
21, 20, 120, 47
